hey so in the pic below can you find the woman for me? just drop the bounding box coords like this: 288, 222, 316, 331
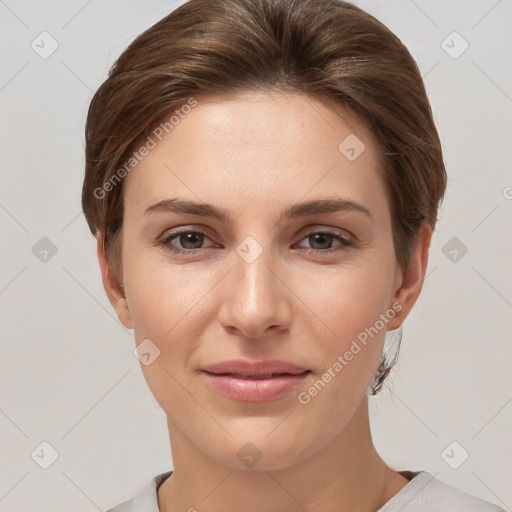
81, 0, 505, 510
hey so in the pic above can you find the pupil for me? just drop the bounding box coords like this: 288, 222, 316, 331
310, 233, 332, 250
181, 232, 203, 249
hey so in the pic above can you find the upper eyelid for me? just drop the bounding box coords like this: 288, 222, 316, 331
161, 226, 219, 243
161, 226, 354, 246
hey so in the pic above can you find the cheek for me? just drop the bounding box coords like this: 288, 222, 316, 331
125, 240, 396, 354
124, 247, 201, 335
123, 231, 396, 401
292, 268, 391, 423
296, 254, 395, 343
123, 257, 204, 410
123, 251, 216, 379
292, 249, 396, 393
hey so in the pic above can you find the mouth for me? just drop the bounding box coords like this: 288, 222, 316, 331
201, 372, 310, 402
203, 371, 310, 379
201, 359, 310, 377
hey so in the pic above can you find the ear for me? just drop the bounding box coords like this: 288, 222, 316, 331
386, 222, 432, 331
96, 231, 133, 330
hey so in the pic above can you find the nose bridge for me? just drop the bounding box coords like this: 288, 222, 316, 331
237, 236, 275, 304
218, 233, 290, 338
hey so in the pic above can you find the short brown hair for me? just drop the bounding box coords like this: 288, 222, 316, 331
82, 0, 447, 393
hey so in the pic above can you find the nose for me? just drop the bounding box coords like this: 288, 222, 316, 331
217, 241, 292, 340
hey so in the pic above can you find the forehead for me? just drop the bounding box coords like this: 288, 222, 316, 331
123, 91, 387, 220
164, 90, 378, 155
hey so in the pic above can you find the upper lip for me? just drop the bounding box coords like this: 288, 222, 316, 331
201, 359, 310, 377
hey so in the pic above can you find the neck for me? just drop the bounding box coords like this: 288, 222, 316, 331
158, 396, 409, 512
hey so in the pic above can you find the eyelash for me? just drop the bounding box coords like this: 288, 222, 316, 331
157, 228, 356, 256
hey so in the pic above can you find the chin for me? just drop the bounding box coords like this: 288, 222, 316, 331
207, 428, 311, 472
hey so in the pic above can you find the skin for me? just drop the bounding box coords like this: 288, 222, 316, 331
98, 91, 431, 512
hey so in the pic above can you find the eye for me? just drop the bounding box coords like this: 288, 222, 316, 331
158, 229, 218, 254
295, 230, 355, 254
156, 228, 356, 256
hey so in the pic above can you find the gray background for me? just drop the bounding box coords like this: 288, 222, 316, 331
0, 0, 511, 510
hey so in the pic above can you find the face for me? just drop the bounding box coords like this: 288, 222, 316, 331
101, 91, 424, 470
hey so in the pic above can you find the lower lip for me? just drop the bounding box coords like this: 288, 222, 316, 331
201, 372, 310, 402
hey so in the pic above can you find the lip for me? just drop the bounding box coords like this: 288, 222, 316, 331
200, 359, 311, 402
201, 359, 309, 377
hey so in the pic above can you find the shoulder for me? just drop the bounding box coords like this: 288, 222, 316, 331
380, 471, 506, 512
104, 471, 172, 512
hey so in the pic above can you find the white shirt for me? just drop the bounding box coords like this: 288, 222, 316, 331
105, 470, 506, 512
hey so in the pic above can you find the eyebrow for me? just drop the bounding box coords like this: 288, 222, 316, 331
144, 197, 373, 223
